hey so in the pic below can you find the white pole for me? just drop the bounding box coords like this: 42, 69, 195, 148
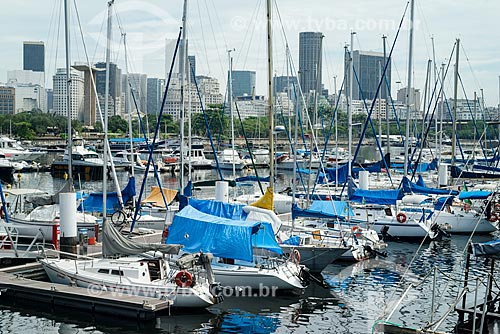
63, 0, 73, 182
102, 0, 113, 256
266, 0, 274, 191
348, 32, 355, 180
403, 0, 415, 176
179, 0, 187, 194
451, 39, 460, 168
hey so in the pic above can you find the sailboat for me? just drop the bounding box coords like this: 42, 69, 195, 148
39, 0, 222, 309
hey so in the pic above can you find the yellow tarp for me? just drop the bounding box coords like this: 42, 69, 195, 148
141, 186, 178, 208
250, 187, 274, 211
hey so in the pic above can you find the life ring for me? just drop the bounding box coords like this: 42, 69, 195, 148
396, 212, 407, 224
489, 213, 498, 223
351, 225, 362, 237
174, 270, 193, 288
290, 249, 301, 265
162, 225, 169, 240
463, 203, 471, 212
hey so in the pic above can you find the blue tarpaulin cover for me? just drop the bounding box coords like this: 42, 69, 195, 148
77, 176, 136, 214
188, 197, 249, 220
401, 176, 459, 196
472, 239, 500, 257
167, 205, 282, 262
434, 196, 455, 211
291, 201, 353, 220
325, 164, 349, 184
349, 188, 403, 205
458, 190, 492, 200
235, 175, 270, 182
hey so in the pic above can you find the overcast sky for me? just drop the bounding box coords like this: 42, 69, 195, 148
1, 0, 499, 106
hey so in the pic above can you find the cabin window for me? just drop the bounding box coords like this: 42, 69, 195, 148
98, 269, 109, 274
111, 269, 124, 276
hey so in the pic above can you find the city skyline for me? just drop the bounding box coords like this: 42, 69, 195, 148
0, 0, 499, 107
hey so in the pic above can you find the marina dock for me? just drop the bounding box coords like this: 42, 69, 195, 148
0, 269, 172, 320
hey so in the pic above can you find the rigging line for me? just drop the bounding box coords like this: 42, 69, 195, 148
196, 0, 211, 75
460, 42, 484, 96
234, 0, 262, 69
203, 0, 227, 86
90, 5, 107, 66
457, 72, 487, 160
45, 0, 61, 87
50, 0, 64, 89
408, 45, 456, 180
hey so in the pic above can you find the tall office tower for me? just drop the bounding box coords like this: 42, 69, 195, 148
23, 41, 45, 72
126, 73, 148, 114
53, 68, 84, 120
298, 32, 323, 96
188, 55, 196, 83
273, 76, 298, 95
0, 87, 15, 115
345, 50, 392, 101
147, 78, 165, 115
231, 70, 256, 97
95, 62, 122, 116
73, 64, 97, 126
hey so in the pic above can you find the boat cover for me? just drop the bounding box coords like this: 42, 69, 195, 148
401, 176, 459, 196
291, 201, 353, 220
458, 190, 492, 200
472, 239, 500, 258
434, 196, 455, 211
188, 197, 248, 220
77, 176, 136, 214
141, 186, 178, 207
167, 205, 282, 262
349, 188, 403, 205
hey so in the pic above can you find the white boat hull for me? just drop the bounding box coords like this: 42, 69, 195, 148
40, 258, 216, 308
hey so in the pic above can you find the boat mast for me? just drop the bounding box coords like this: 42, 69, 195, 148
348, 31, 355, 181
228, 50, 235, 179
439, 63, 445, 165
266, 0, 274, 190
63, 0, 73, 183
179, 0, 187, 194
451, 38, 460, 169
403, 0, 415, 176
102, 0, 113, 255
383, 35, 390, 157
123, 33, 134, 181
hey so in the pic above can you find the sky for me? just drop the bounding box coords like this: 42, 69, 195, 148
1, 0, 499, 107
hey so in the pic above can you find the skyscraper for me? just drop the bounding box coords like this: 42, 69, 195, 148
299, 32, 323, 96
95, 62, 122, 116
23, 41, 45, 72
345, 50, 391, 101
126, 73, 148, 114
53, 68, 84, 120
273, 76, 298, 95
147, 78, 164, 115
188, 55, 196, 82
231, 70, 256, 97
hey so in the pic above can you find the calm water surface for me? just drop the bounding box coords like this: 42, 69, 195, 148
4, 170, 500, 333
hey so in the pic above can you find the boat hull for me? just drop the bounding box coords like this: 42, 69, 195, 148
40, 258, 216, 308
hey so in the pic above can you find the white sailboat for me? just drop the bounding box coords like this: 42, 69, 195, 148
39, 0, 222, 309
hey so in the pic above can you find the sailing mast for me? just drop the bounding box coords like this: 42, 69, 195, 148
228, 50, 235, 178
383, 35, 390, 158
403, 0, 415, 176
123, 32, 135, 208
179, 0, 187, 195
63, 0, 73, 185
348, 31, 355, 181
266, 0, 274, 191
451, 38, 460, 169
102, 0, 113, 256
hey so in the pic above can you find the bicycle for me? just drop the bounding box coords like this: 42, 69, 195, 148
111, 205, 142, 231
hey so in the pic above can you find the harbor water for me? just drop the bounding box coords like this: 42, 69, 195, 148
3, 169, 500, 333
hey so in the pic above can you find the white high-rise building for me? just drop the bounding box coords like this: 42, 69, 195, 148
7, 69, 47, 113
53, 68, 84, 120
